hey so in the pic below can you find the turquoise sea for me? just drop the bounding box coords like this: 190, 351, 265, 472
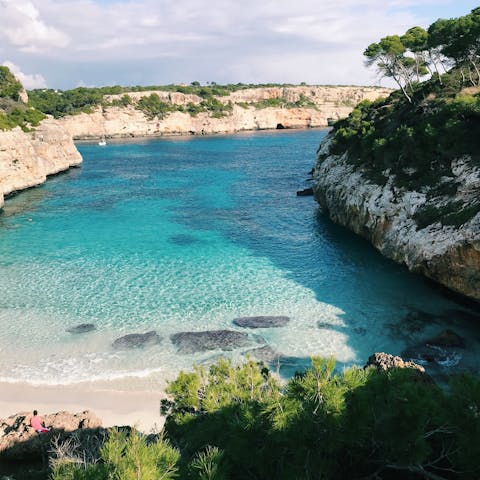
0, 129, 479, 388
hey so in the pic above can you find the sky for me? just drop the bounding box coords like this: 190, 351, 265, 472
0, 0, 478, 90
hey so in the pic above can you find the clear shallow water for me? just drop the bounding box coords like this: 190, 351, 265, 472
0, 129, 479, 388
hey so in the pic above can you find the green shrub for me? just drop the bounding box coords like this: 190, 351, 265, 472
0, 66, 23, 101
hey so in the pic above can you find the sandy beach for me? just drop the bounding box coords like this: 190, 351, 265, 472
0, 381, 166, 433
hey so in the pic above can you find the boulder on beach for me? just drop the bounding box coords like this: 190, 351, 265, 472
170, 330, 251, 354
112, 331, 161, 349
233, 316, 290, 328
66, 323, 96, 334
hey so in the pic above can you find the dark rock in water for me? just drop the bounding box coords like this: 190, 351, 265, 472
296, 187, 313, 196
426, 329, 465, 348
317, 321, 335, 329
66, 323, 96, 334
170, 330, 251, 354
402, 328, 465, 368
354, 327, 367, 336
402, 344, 462, 367
233, 316, 290, 328
112, 331, 161, 349
365, 352, 425, 373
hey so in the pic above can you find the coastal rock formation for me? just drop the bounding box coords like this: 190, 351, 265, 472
233, 316, 290, 328
112, 331, 161, 349
0, 410, 102, 461
59, 86, 391, 140
170, 330, 252, 354
313, 137, 480, 301
0, 118, 82, 208
364, 352, 425, 373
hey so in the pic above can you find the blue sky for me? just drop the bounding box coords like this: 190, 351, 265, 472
0, 0, 478, 89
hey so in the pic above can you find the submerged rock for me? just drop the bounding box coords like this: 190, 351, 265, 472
170, 330, 251, 354
403, 329, 465, 367
426, 329, 465, 348
112, 331, 161, 349
233, 316, 290, 328
402, 345, 462, 367
66, 323, 96, 334
246, 345, 279, 363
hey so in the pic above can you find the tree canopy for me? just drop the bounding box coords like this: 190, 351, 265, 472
365, 7, 480, 101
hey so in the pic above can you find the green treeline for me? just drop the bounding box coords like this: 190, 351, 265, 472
329, 7, 480, 227
0, 66, 46, 131
50, 357, 480, 479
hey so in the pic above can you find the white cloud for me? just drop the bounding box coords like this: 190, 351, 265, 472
0, 0, 475, 87
2, 61, 47, 89
0, 0, 69, 53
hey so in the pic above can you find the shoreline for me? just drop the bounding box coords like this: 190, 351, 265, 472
72, 124, 331, 142
0, 381, 165, 433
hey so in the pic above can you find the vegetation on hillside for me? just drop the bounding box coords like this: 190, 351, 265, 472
49, 356, 480, 480
27, 82, 334, 120
0, 66, 46, 132
327, 7, 480, 227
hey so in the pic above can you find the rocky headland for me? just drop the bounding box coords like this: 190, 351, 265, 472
312, 88, 480, 303
0, 119, 82, 208
0, 67, 82, 208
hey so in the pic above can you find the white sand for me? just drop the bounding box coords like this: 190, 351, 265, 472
0, 382, 166, 433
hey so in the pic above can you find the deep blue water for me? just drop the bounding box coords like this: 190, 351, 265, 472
0, 129, 478, 387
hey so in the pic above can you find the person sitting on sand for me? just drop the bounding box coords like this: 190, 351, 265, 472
30, 410, 50, 433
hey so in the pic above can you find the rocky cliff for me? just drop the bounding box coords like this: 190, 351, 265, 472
0, 117, 82, 208
313, 136, 480, 302
59, 86, 391, 139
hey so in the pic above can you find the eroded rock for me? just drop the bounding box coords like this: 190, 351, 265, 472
170, 330, 251, 354
364, 352, 426, 373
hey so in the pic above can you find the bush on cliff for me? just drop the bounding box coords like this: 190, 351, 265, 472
0, 66, 23, 101
46, 356, 480, 479
162, 357, 480, 480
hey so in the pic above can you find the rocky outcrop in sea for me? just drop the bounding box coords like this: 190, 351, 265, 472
312, 137, 480, 302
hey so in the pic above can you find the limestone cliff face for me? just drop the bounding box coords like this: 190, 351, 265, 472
313, 137, 480, 302
0, 118, 82, 208
59, 86, 391, 139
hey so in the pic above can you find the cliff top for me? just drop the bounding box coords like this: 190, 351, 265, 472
28, 83, 392, 120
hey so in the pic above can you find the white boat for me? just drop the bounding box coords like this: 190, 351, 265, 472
98, 137, 107, 146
